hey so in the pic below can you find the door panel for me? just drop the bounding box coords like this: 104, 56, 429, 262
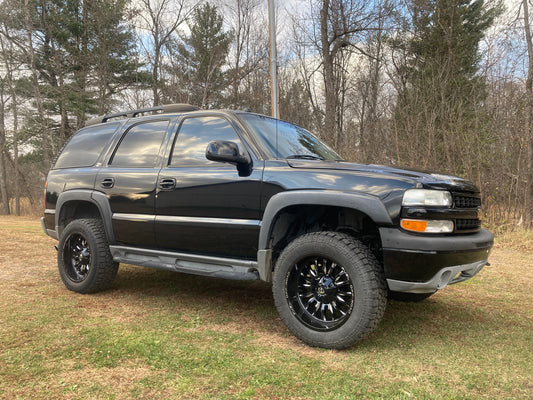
98, 168, 159, 246
156, 166, 262, 257
155, 116, 262, 258
99, 119, 169, 246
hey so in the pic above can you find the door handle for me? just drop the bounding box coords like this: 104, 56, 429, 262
159, 178, 176, 190
101, 178, 115, 188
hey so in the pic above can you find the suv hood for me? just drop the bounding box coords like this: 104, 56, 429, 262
287, 160, 479, 193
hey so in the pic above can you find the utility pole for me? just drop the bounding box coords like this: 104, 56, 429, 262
268, 0, 279, 119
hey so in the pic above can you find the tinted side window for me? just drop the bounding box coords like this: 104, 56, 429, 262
170, 116, 242, 167
53, 123, 119, 169
110, 120, 169, 168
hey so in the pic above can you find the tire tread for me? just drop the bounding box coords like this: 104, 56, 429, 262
272, 231, 387, 349
58, 218, 118, 294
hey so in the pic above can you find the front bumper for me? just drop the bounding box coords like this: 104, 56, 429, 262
386, 259, 487, 293
379, 227, 493, 293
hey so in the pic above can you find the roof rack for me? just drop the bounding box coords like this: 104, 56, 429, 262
85, 103, 199, 127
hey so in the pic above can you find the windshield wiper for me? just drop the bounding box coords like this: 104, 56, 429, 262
286, 154, 325, 161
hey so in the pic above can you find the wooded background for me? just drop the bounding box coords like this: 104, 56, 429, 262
0, 0, 531, 231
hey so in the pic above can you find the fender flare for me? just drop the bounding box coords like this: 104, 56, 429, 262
258, 190, 393, 251
55, 190, 115, 243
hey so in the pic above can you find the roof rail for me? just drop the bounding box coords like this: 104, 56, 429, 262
85, 103, 199, 127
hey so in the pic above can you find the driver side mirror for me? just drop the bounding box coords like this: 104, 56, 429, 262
206, 140, 252, 174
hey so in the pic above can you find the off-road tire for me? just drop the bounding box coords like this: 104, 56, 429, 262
58, 218, 119, 294
272, 231, 387, 349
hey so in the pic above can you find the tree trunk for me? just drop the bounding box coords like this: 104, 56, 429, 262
320, 0, 336, 146
153, 44, 161, 106
523, 0, 533, 228
9, 72, 19, 216
0, 96, 10, 215
24, 0, 50, 167
0, 32, 19, 214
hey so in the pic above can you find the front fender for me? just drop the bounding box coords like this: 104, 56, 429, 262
258, 190, 393, 251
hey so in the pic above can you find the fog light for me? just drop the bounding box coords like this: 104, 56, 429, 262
401, 219, 454, 233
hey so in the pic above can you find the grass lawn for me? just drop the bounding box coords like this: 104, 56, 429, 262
0, 216, 531, 399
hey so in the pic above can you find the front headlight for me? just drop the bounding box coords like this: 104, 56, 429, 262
402, 189, 453, 207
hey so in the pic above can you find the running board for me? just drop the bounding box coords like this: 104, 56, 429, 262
109, 245, 260, 281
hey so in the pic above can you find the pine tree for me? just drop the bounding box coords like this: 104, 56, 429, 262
394, 0, 502, 176
177, 3, 232, 108
0, 0, 140, 174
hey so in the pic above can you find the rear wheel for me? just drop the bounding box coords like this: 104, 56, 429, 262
58, 219, 118, 294
272, 231, 387, 349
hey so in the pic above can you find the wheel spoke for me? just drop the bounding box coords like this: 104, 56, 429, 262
299, 292, 313, 300
327, 261, 336, 276
334, 270, 346, 282
327, 303, 334, 318
286, 253, 355, 331
63, 233, 91, 283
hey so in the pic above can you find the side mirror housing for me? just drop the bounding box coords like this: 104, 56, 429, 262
206, 140, 251, 167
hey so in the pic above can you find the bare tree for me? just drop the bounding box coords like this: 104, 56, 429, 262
222, 0, 268, 109
0, 31, 20, 214
354, 0, 394, 164
136, 0, 192, 106
291, 0, 383, 149
0, 82, 9, 215
522, 0, 533, 227
22, 0, 51, 166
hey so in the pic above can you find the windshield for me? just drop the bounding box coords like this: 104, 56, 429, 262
238, 114, 343, 161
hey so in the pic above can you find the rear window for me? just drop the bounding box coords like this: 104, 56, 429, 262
53, 123, 119, 169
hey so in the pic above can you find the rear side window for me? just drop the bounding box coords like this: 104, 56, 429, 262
110, 120, 169, 168
53, 123, 119, 169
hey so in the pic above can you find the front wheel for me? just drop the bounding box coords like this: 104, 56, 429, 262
58, 219, 119, 294
272, 232, 387, 349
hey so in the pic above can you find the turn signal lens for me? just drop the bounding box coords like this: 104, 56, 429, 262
401, 219, 454, 233
401, 219, 427, 232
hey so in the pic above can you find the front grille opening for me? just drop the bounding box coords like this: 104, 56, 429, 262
454, 195, 481, 208
455, 219, 481, 232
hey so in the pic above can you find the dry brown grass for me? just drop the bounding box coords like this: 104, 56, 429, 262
1, 215, 532, 399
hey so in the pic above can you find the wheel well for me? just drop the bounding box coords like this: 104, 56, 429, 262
268, 205, 382, 266
58, 201, 102, 236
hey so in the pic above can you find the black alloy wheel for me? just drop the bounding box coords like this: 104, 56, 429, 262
63, 233, 92, 283
286, 256, 354, 331
272, 231, 387, 349
57, 219, 119, 294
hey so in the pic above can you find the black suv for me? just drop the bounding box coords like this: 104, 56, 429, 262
42, 104, 493, 349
